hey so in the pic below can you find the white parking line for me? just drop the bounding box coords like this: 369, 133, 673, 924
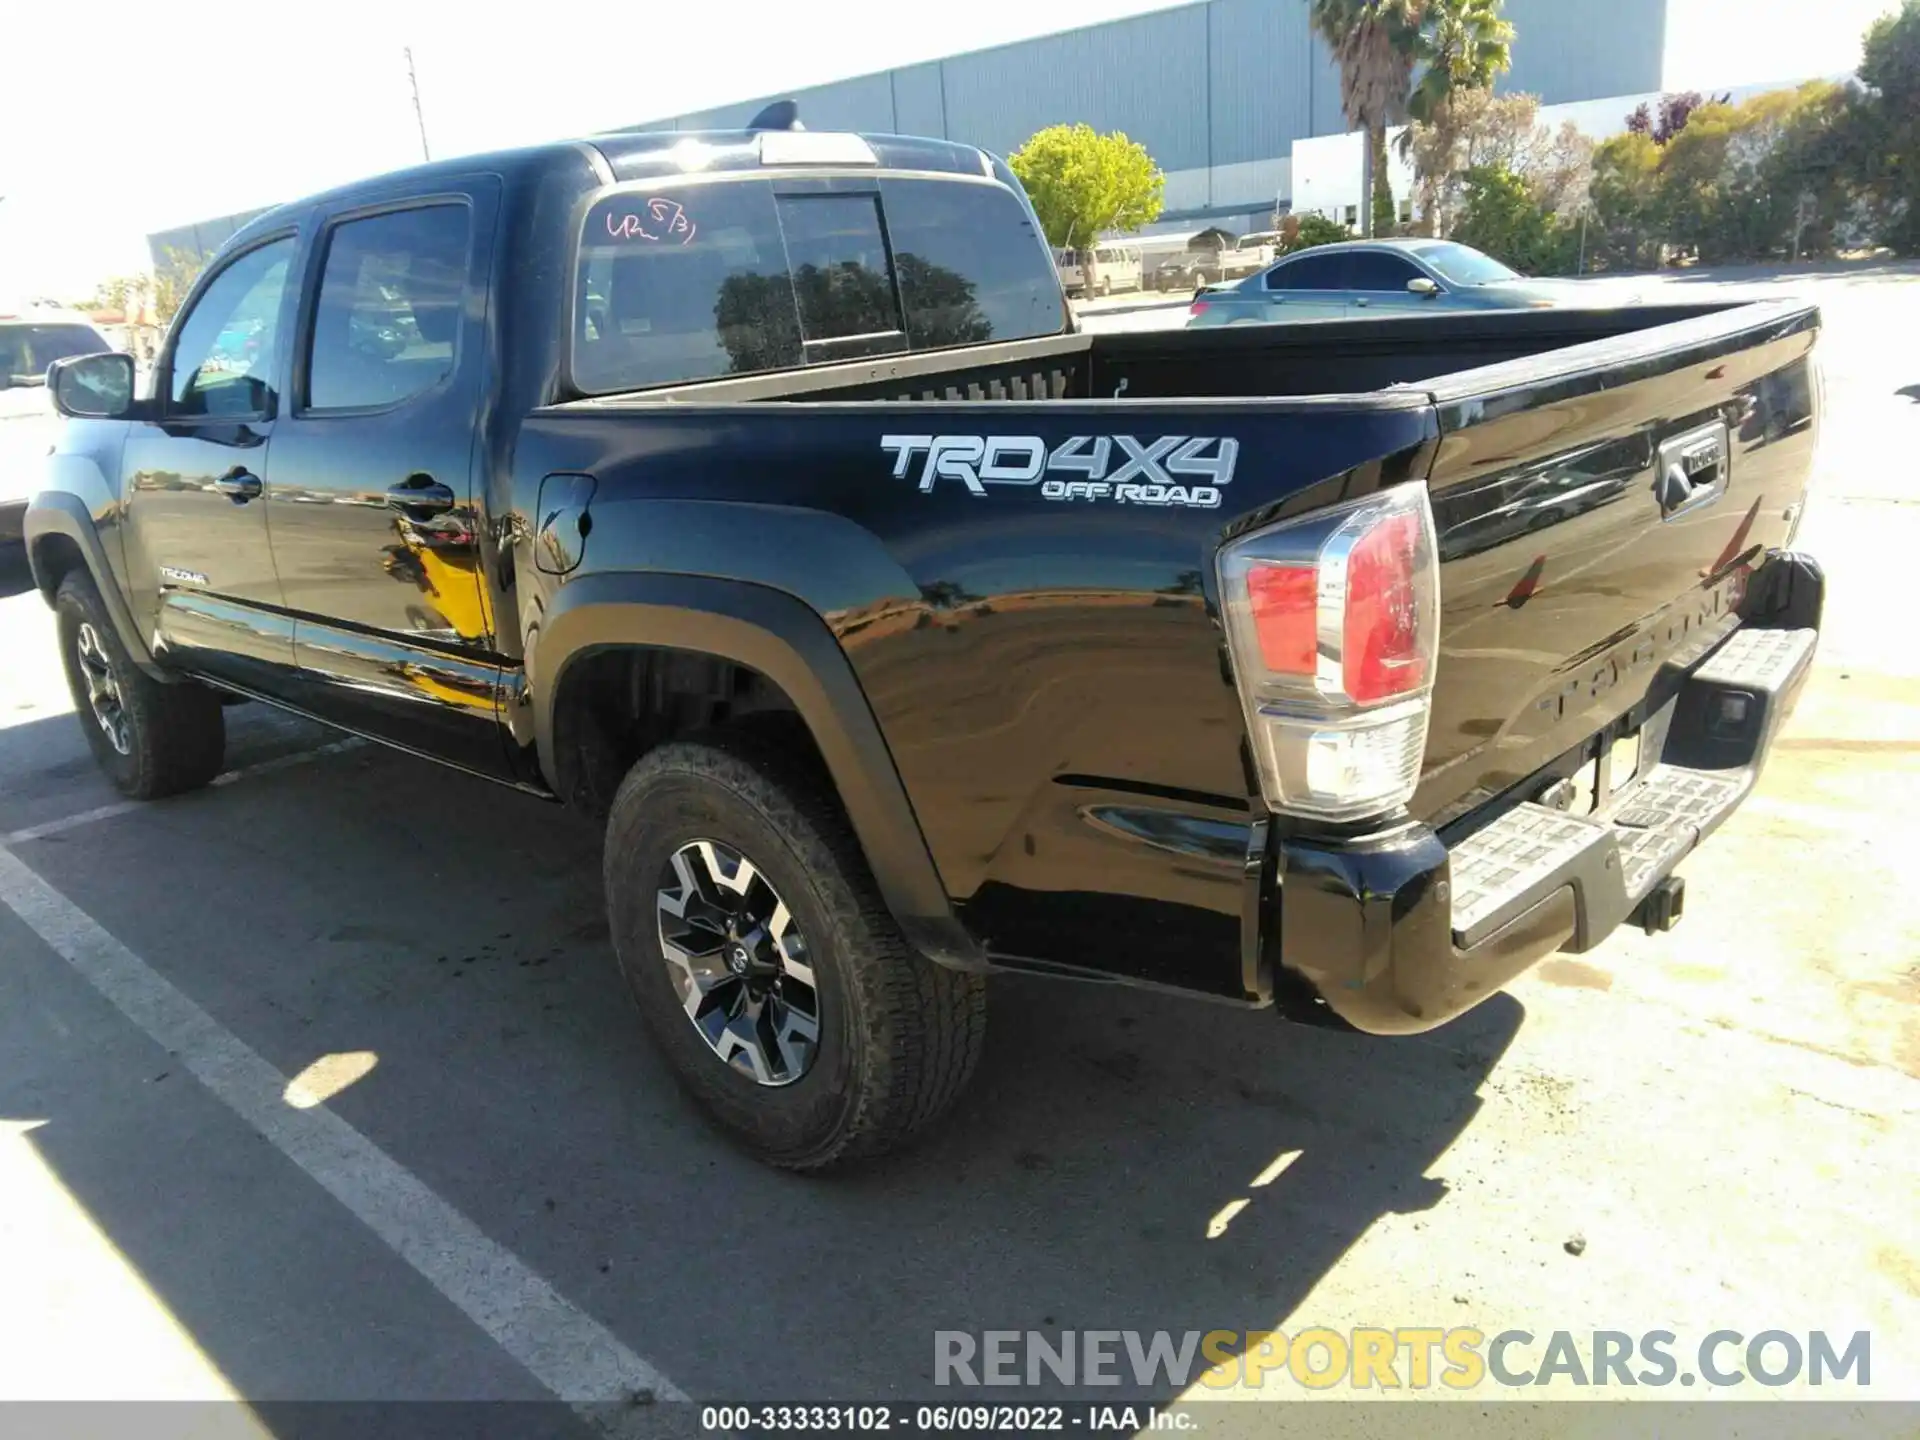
0, 846, 686, 1419
2, 738, 368, 846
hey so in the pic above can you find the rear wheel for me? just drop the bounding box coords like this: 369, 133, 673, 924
603, 735, 986, 1170
55, 571, 225, 799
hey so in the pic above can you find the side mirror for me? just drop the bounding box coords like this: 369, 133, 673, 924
1408, 276, 1442, 298
48, 352, 135, 419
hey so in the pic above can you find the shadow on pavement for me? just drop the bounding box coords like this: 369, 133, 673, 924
1, 727, 1523, 1414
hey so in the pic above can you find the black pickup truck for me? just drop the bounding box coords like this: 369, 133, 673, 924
24, 118, 1823, 1169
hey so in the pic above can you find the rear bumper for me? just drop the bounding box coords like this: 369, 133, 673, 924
1266, 550, 1823, 1036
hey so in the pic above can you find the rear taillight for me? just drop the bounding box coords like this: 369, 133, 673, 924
1189, 300, 1211, 317
1217, 484, 1439, 822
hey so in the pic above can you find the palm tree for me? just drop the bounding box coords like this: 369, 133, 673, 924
1405, 0, 1515, 229
1308, 0, 1424, 236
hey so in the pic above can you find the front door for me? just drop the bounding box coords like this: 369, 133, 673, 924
1344, 250, 1438, 317
121, 233, 301, 693
264, 183, 509, 778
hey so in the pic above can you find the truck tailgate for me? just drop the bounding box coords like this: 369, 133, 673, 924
1413, 300, 1820, 829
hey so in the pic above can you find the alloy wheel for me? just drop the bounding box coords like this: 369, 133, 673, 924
656, 839, 821, 1086
75, 623, 131, 755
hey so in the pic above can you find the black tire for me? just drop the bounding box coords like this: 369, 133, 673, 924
55, 570, 225, 799
603, 734, 986, 1170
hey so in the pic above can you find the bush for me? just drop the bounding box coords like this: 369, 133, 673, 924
1284, 213, 1352, 252
1450, 163, 1584, 274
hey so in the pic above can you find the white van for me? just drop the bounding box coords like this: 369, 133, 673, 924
1085, 245, 1143, 298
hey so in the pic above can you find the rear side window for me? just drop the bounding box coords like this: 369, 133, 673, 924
572, 175, 1066, 395
306, 204, 469, 412
1267, 253, 1347, 291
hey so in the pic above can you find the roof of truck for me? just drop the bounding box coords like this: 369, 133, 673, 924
225, 126, 1006, 257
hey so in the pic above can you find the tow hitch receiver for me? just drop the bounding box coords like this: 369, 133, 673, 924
1632, 875, 1686, 934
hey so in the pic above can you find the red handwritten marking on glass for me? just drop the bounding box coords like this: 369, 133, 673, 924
604, 198, 697, 244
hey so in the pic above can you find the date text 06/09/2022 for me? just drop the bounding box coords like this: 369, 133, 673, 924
699, 1404, 1194, 1433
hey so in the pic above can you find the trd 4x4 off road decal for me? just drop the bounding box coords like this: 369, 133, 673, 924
880, 434, 1238, 508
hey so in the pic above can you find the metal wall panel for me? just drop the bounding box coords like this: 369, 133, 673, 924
1503, 0, 1668, 102
939, 3, 1211, 167
891, 62, 948, 141
1208, 0, 1313, 166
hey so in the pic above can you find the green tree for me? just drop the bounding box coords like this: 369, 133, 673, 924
1308, 0, 1423, 236
1450, 162, 1582, 273
1657, 84, 1859, 262
1286, 213, 1354, 250
1006, 125, 1165, 251
1403, 0, 1514, 228
151, 248, 208, 327
1408, 89, 1592, 247
1852, 0, 1920, 252
1590, 129, 1665, 269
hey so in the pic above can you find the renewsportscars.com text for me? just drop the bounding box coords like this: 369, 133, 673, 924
934, 1328, 1871, 1391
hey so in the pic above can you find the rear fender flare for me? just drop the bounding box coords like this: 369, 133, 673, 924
529, 570, 984, 970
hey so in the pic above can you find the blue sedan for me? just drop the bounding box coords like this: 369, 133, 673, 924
1186, 239, 1575, 326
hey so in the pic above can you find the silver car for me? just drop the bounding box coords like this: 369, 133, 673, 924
1186, 239, 1572, 326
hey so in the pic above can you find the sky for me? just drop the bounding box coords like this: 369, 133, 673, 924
0, 0, 1893, 304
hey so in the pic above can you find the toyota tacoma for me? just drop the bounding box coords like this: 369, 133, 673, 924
21, 114, 1823, 1168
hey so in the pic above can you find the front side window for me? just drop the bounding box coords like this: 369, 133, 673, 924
168, 238, 294, 418
307, 205, 469, 412
1346, 252, 1423, 292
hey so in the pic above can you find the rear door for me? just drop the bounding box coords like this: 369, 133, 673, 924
1262, 250, 1351, 321
264, 180, 511, 777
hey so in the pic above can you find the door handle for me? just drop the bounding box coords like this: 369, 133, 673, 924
1353, 297, 1371, 307
385, 479, 457, 515
214, 469, 263, 502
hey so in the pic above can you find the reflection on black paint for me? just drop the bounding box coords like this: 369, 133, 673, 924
1434, 435, 1646, 564
713, 257, 990, 375
894, 254, 991, 349
712, 271, 802, 375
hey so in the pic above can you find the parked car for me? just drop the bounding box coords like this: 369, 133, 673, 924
1188, 238, 1582, 325
27, 117, 1823, 1170
1, 311, 112, 593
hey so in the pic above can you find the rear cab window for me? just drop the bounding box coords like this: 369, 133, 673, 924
571, 172, 1066, 395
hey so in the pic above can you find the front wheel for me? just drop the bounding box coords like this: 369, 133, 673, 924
603, 735, 986, 1170
55, 571, 226, 799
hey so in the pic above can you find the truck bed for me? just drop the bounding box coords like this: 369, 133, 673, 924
564, 301, 1751, 407
530, 299, 1820, 1002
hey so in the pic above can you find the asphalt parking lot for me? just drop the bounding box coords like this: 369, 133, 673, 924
2, 263, 1918, 1432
